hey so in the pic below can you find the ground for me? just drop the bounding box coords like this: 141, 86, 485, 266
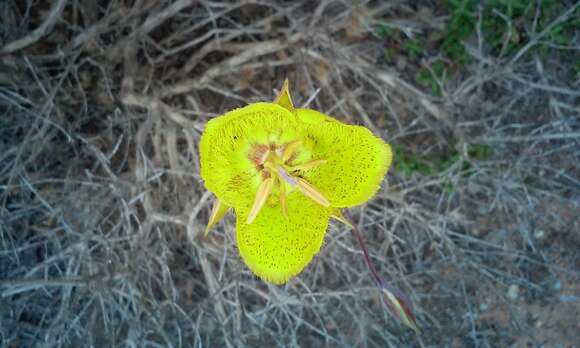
1, 1, 579, 347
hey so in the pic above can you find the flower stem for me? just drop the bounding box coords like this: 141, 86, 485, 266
341, 209, 421, 334
342, 210, 385, 288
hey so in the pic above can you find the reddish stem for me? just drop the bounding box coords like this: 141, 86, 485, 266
342, 210, 420, 334
342, 210, 385, 288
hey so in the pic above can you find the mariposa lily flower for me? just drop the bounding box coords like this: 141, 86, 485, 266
200, 80, 392, 284
200, 80, 420, 334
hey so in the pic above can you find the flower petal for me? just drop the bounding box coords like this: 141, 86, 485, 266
296, 110, 393, 207
296, 108, 339, 124
235, 192, 331, 284
199, 103, 301, 208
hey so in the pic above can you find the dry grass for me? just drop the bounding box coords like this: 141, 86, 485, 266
1, 1, 579, 347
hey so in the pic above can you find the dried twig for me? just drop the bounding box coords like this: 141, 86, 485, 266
160, 34, 302, 98
1, 0, 68, 54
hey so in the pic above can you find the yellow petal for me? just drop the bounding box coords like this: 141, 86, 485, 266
246, 177, 274, 224
273, 78, 294, 112
297, 111, 393, 207
204, 198, 230, 236
199, 103, 301, 208
295, 108, 339, 124
236, 193, 331, 284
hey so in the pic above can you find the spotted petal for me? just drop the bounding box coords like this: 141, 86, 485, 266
297, 109, 393, 207
236, 192, 331, 284
296, 108, 339, 125
199, 103, 302, 208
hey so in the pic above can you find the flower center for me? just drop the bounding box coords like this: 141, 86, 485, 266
246, 140, 329, 224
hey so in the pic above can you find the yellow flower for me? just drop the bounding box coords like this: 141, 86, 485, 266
199, 80, 393, 284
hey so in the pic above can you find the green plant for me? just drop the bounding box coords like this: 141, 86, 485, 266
376, 23, 394, 39
442, 0, 477, 65
574, 61, 580, 78
394, 145, 458, 179
394, 143, 493, 180
547, 16, 580, 45
404, 39, 424, 60
415, 61, 447, 95
394, 146, 433, 178
442, 0, 578, 65
467, 143, 493, 161
482, 0, 579, 54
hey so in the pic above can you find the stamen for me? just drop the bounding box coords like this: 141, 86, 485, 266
296, 177, 330, 207
282, 140, 302, 163
247, 177, 274, 224
288, 159, 327, 172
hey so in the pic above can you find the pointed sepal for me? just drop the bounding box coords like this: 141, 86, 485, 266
204, 198, 230, 237
330, 209, 354, 228
273, 78, 294, 112
380, 285, 421, 335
